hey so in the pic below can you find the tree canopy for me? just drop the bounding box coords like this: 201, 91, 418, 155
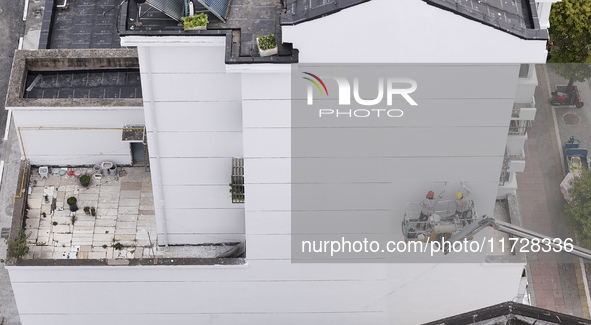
565, 170, 591, 248
548, 0, 591, 86
549, 0, 591, 63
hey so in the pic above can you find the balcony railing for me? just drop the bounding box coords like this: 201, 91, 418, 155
499, 147, 510, 186
508, 120, 530, 136
499, 147, 525, 186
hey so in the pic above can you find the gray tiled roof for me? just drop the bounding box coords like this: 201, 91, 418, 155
422, 0, 548, 40
423, 301, 589, 325
281, 0, 369, 25
280, 0, 547, 40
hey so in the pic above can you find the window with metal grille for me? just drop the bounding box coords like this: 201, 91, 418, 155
508, 120, 529, 135
230, 158, 244, 203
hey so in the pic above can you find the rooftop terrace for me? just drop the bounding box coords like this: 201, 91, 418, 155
120, 0, 298, 63
24, 166, 157, 260
41, 0, 123, 49
17, 166, 244, 264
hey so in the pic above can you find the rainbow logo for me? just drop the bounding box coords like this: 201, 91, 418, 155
302, 72, 329, 96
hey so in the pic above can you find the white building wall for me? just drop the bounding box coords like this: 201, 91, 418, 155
10, 107, 144, 166
7, 262, 525, 325
515, 64, 538, 103
132, 38, 245, 245
236, 63, 521, 322
507, 134, 528, 157
8, 1, 554, 322
536, 0, 561, 29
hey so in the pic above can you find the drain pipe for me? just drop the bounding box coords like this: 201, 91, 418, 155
140, 47, 170, 247
11, 127, 29, 204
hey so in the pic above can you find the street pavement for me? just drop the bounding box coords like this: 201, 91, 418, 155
0, 0, 26, 323
0, 0, 26, 157
517, 64, 591, 318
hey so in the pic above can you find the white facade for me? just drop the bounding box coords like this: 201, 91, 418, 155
536, 0, 562, 29
7, 0, 550, 323
10, 106, 144, 166
135, 37, 245, 245
8, 263, 524, 324
499, 64, 539, 199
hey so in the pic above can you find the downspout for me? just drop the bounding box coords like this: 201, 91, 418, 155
11, 127, 29, 204
140, 47, 170, 247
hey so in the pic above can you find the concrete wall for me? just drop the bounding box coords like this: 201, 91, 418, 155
507, 134, 528, 157
237, 62, 520, 320
286, 64, 518, 237
131, 37, 245, 245
39, 1, 550, 321
7, 262, 525, 325
536, 0, 562, 29
515, 64, 538, 104
497, 171, 519, 199
11, 107, 144, 166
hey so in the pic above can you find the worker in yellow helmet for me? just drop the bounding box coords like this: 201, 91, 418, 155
455, 182, 472, 225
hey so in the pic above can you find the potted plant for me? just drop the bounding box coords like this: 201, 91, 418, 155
83, 206, 91, 215
91, 207, 96, 216
79, 175, 90, 187
257, 34, 278, 57
66, 197, 78, 212
181, 13, 208, 31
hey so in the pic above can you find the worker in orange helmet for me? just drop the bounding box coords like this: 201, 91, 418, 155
419, 184, 446, 230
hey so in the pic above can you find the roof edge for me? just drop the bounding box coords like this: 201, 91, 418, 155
422, 0, 548, 41
422, 301, 591, 325
280, 0, 370, 26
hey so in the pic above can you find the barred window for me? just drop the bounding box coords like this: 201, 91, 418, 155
230, 158, 244, 203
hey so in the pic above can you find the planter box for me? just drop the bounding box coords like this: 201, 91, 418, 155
256, 37, 278, 57
186, 25, 206, 31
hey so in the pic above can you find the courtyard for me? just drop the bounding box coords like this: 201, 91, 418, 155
22, 166, 156, 260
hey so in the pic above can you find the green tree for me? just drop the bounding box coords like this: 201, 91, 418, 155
565, 170, 591, 247
549, 0, 591, 88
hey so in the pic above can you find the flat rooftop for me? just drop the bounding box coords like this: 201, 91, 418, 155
39, 0, 545, 63
6, 49, 144, 108
23, 69, 142, 99
24, 166, 157, 260
125, 0, 278, 58
22, 166, 241, 261
42, 0, 122, 49
120, 0, 298, 63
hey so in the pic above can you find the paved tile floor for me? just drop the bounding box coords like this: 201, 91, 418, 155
23, 166, 157, 260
